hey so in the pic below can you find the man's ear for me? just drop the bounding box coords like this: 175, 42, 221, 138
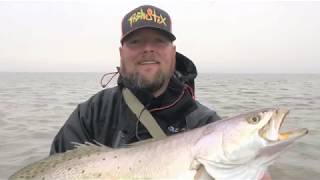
118, 46, 124, 74
172, 45, 177, 72
173, 45, 176, 63
119, 46, 123, 59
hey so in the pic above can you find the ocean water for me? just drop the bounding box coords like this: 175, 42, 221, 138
0, 72, 319, 179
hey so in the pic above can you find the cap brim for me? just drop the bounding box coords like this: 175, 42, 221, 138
121, 26, 176, 44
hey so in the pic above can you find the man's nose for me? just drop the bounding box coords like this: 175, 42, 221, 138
142, 41, 155, 52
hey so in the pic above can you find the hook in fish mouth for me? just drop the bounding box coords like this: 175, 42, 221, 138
259, 108, 308, 142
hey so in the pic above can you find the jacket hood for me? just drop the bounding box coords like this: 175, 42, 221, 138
174, 52, 197, 91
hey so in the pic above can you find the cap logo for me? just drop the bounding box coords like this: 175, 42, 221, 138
127, 8, 167, 27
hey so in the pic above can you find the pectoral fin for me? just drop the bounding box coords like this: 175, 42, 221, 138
194, 166, 215, 180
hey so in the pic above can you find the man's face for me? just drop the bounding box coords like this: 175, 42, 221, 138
119, 28, 176, 95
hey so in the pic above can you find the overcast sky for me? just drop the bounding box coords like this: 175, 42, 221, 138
0, 0, 319, 73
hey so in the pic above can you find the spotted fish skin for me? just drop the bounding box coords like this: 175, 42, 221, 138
10, 131, 201, 179
9, 108, 308, 180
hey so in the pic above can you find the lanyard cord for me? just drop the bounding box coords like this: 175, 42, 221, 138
149, 84, 195, 112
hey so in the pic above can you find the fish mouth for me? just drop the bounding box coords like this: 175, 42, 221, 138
259, 108, 308, 142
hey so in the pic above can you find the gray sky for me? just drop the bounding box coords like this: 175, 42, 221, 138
1, 0, 319, 73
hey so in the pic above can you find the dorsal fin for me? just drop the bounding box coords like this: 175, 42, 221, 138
71, 141, 113, 153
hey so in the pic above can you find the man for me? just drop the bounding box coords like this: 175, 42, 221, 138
50, 4, 271, 180
50, 4, 220, 154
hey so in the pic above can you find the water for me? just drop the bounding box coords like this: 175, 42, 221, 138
0, 72, 319, 179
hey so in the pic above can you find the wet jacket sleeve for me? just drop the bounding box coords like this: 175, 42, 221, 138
50, 102, 92, 155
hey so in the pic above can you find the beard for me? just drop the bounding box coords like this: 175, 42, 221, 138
121, 66, 168, 93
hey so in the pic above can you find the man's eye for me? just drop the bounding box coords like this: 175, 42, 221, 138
128, 39, 139, 44
155, 38, 167, 43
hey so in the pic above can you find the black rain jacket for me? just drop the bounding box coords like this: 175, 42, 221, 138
50, 52, 220, 155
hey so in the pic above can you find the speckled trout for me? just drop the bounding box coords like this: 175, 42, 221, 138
10, 108, 308, 180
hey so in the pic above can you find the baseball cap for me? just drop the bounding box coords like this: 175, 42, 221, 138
121, 5, 176, 43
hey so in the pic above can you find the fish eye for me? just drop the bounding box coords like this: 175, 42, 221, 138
247, 114, 261, 124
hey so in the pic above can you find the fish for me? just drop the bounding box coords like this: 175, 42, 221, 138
9, 108, 308, 180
